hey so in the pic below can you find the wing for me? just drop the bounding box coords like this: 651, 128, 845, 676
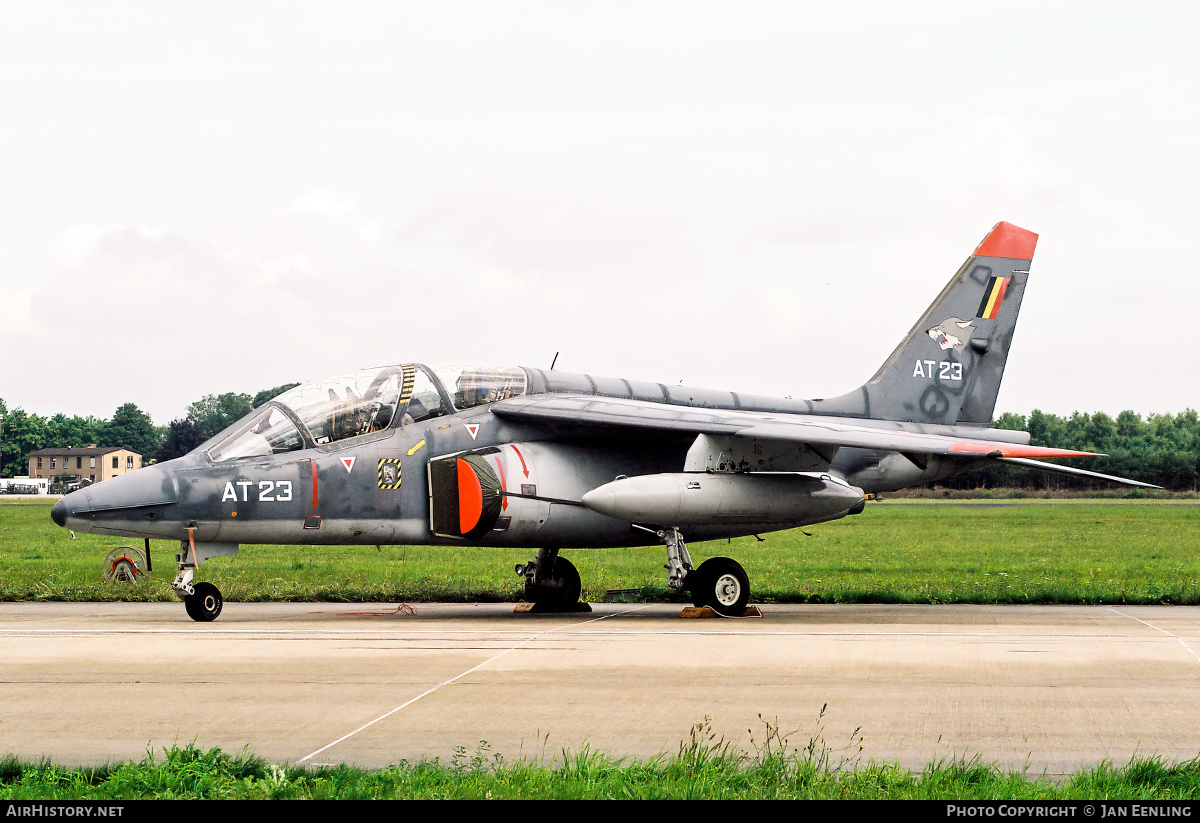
493, 394, 1154, 487
492, 394, 1095, 460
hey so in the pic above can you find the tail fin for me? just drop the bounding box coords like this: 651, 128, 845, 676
813, 221, 1038, 426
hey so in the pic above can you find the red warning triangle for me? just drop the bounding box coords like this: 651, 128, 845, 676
341, 456, 356, 473
465, 424, 479, 440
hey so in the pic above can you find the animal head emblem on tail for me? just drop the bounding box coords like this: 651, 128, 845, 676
926, 317, 974, 352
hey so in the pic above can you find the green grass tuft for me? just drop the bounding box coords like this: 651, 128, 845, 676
6, 734, 1200, 799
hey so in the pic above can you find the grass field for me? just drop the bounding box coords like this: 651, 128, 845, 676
5, 739, 1200, 800
2, 498, 1198, 605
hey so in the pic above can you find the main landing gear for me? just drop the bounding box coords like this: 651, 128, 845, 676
659, 527, 751, 617
515, 547, 582, 609
514, 533, 753, 616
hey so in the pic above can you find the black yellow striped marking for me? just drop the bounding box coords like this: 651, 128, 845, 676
377, 458, 402, 490
399, 365, 416, 406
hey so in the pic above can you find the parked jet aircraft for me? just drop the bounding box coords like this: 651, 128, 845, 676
51, 222, 1150, 621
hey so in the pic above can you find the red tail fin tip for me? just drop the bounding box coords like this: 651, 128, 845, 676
974, 221, 1038, 260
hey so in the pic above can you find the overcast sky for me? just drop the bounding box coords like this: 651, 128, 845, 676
2, 1, 1196, 425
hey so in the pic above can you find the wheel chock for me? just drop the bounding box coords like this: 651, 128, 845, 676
514, 601, 593, 614
680, 605, 763, 619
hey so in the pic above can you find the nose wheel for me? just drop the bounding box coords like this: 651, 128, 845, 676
184, 582, 223, 622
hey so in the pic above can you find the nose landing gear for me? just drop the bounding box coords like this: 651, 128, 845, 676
171, 531, 237, 622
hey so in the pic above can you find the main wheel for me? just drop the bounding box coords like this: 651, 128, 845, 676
690, 557, 750, 617
525, 556, 582, 606
184, 582, 223, 622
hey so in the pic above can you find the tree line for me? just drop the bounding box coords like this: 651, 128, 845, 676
1, 396, 1197, 490
939, 409, 1200, 491
0, 384, 297, 478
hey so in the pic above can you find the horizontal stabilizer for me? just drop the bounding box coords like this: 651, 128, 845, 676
997, 457, 1161, 489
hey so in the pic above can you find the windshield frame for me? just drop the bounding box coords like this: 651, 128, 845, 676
204, 401, 313, 463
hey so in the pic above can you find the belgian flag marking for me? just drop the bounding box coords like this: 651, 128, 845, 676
977, 276, 1010, 319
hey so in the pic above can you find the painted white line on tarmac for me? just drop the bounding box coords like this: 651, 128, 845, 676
1108, 607, 1200, 663
297, 604, 654, 763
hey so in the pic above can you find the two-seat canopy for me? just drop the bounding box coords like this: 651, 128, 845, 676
207, 364, 526, 462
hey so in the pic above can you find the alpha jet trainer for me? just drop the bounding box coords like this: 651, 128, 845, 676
51, 222, 1151, 621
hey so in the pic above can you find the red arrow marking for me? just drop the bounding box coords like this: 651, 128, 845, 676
510, 444, 530, 478
494, 456, 508, 511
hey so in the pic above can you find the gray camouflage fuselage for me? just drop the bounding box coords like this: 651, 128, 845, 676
50, 366, 1025, 549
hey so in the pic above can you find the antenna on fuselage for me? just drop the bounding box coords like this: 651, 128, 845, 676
550, 351, 559, 370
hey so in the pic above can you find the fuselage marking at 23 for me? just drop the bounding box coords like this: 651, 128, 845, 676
912, 360, 963, 380
221, 480, 294, 503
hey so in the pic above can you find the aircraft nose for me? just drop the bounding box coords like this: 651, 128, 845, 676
51, 488, 90, 529
50, 497, 69, 527
49, 465, 180, 536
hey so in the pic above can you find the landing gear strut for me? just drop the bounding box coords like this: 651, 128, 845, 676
658, 527, 694, 591
515, 548, 582, 608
